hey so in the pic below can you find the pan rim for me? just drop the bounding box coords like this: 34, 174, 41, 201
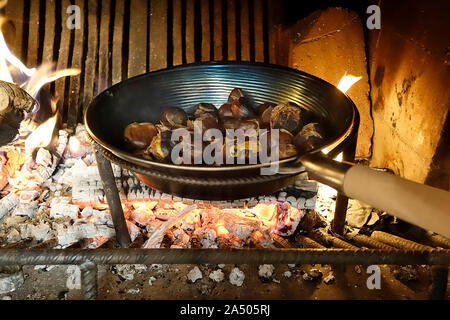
84, 61, 357, 172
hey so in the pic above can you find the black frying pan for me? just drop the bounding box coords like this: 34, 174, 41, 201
85, 62, 450, 238
85, 62, 355, 176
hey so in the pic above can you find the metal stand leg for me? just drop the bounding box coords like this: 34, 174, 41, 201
430, 266, 449, 300
80, 261, 98, 300
94, 146, 131, 247
332, 130, 358, 235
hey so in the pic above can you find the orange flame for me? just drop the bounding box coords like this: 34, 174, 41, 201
24, 98, 58, 152
0, 21, 79, 151
337, 74, 362, 94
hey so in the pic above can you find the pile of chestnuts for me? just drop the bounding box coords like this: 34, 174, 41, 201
123, 88, 325, 165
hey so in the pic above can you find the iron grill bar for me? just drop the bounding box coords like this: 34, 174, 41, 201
0, 248, 449, 266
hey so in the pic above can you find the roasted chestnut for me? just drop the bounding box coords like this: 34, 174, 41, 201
200, 113, 220, 132
218, 103, 233, 120
258, 102, 276, 127
160, 107, 188, 129
279, 144, 298, 159
155, 123, 171, 133
193, 103, 218, 117
222, 139, 259, 164
260, 128, 293, 145
230, 100, 255, 119
125, 87, 320, 166
270, 102, 305, 134
293, 122, 324, 153
148, 131, 173, 161
222, 118, 259, 131
123, 122, 157, 150
228, 88, 245, 102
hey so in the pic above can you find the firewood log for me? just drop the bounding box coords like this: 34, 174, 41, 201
0, 80, 37, 146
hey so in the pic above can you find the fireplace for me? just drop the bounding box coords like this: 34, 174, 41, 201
0, 0, 448, 301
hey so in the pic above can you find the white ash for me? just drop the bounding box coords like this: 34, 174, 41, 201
272, 279, 280, 284
57, 158, 88, 185
80, 206, 93, 218
127, 288, 140, 294
0, 193, 19, 220
18, 223, 51, 242
324, 273, 335, 285
35, 148, 53, 167
91, 209, 113, 226
56, 220, 115, 246
5, 229, 20, 243
187, 266, 203, 283
71, 165, 124, 203
303, 269, 323, 281
354, 265, 362, 274
50, 203, 79, 220
229, 267, 245, 287
18, 190, 40, 202
12, 201, 38, 218
258, 264, 275, 278
1, 216, 27, 229
0, 270, 24, 294
305, 196, 317, 209
288, 264, 296, 268
194, 228, 218, 249
112, 265, 146, 281
209, 269, 225, 283
283, 271, 292, 278
34, 265, 56, 272
148, 276, 157, 286
127, 221, 141, 242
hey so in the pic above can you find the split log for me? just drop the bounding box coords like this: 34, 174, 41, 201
0, 80, 37, 146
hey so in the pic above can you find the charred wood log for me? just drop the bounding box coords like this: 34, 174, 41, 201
0, 80, 37, 146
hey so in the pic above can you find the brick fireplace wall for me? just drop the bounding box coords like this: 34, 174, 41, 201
366, 0, 449, 185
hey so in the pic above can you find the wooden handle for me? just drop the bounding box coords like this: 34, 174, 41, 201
343, 165, 450, 238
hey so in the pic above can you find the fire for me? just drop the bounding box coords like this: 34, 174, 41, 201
23, 64, 80, 99
0, 26, 35, 83
24, 100, 58, 152
0, 21, 79, 152
320, 74, 361, 158
337, 74, 362, 94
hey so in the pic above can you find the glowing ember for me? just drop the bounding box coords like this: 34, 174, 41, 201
69, 136, 81, 154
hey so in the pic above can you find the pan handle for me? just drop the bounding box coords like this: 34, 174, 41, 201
295, 153, 450, 238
